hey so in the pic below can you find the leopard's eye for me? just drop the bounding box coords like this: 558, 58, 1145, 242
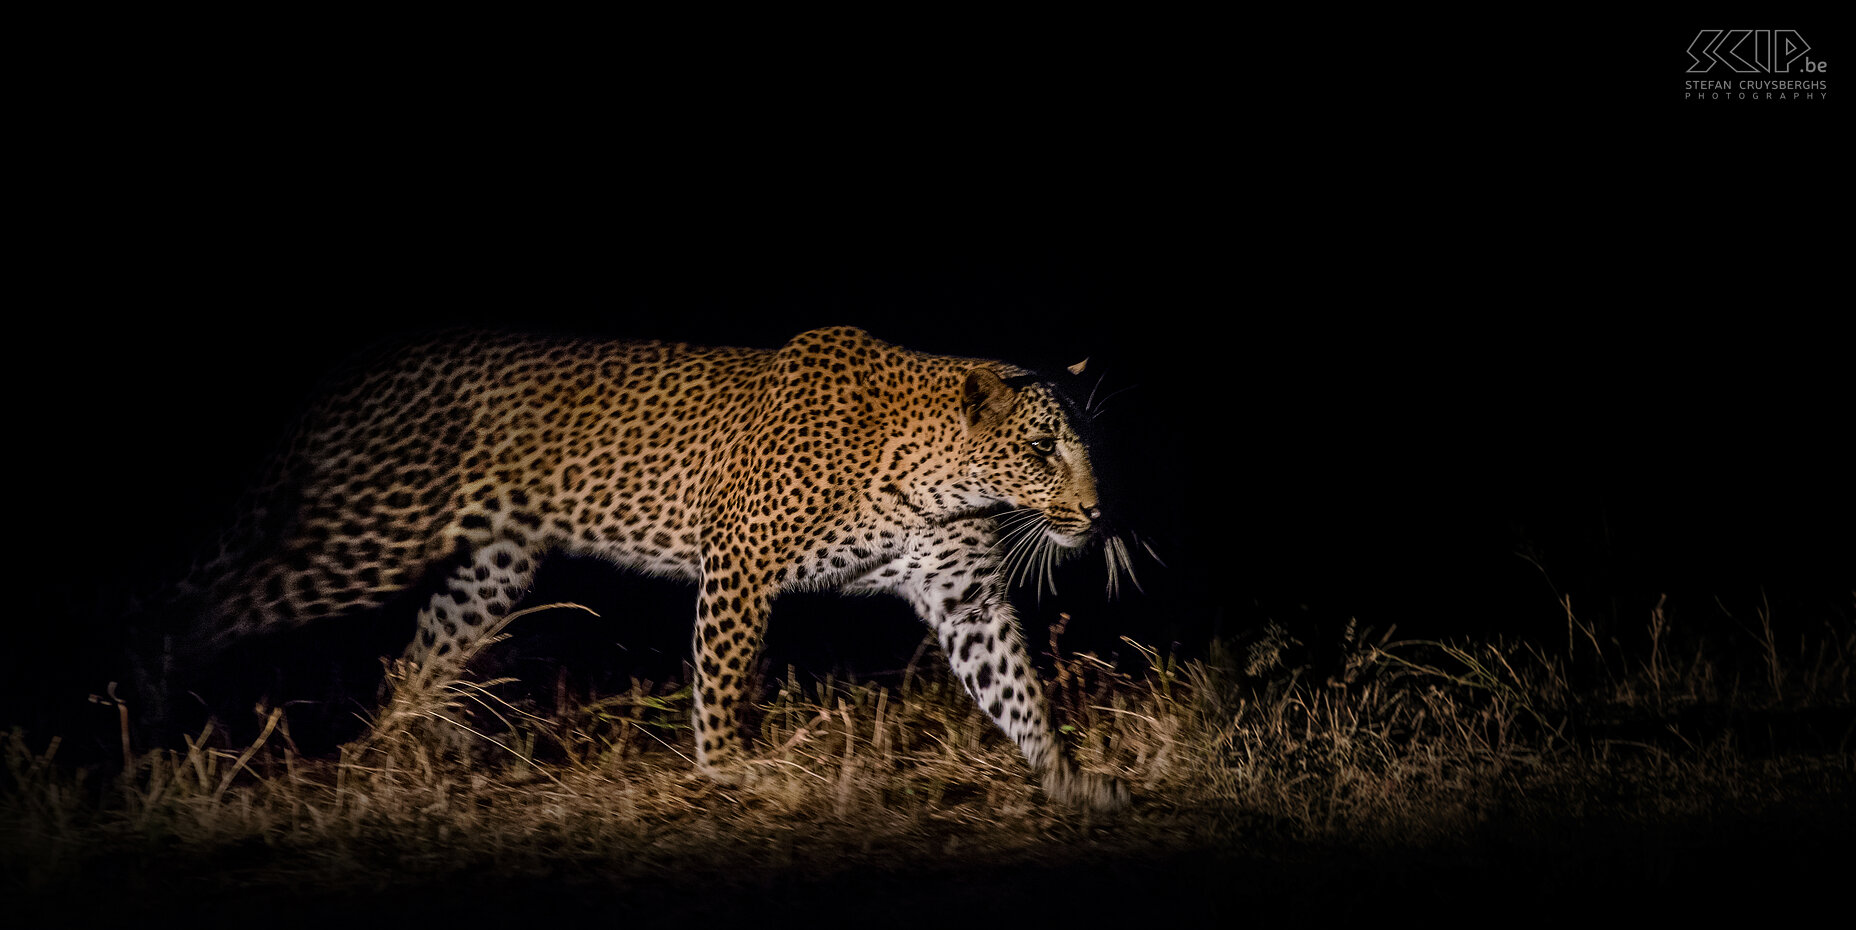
1028, 438, 1056, 456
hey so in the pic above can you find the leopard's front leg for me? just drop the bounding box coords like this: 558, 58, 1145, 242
932, 579, 1128, 811
690, 558, 771, 784
850, 518, 1129, 811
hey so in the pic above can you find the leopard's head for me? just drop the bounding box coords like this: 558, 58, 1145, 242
959, 365, 1103, 549
957, 361, 1143, 594
956, 361, 1147, 598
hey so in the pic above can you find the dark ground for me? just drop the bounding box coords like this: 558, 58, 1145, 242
16, 796, 1855, 926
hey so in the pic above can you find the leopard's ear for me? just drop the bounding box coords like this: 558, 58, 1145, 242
1067, 359, 1089, 377
961, 368, 1014, 430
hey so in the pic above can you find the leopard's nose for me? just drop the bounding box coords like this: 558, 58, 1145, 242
1083, 504, 1102, 524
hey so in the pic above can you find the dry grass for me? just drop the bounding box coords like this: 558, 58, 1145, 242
4, 595, 1853, 917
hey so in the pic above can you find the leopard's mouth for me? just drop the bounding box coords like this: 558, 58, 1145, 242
1044, 520, 1095, 549
999, 506, 1144, 600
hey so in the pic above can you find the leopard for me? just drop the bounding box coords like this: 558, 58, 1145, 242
144, 324, 1131, 810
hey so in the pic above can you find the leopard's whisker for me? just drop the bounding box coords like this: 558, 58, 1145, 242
993, 514, 1047, 565
991, 510, 1045, 544
1106, 535, 1143, 597
995, 506, 1042, 525
1102, 537, 1117, 600
1087, 384, 1138, 418
1040, 536, 1059, 601
1017, 541, 1043, 595
1001, 520, 1044, 592
994, 513, 1046, 538
1136, 533, 1167, 569
1019, 533, 1044, 599
1009, 534, 1039, 582
1031, 537, 1048, 605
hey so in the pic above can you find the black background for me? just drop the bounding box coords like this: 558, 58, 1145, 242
9, 10, 1846, 747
